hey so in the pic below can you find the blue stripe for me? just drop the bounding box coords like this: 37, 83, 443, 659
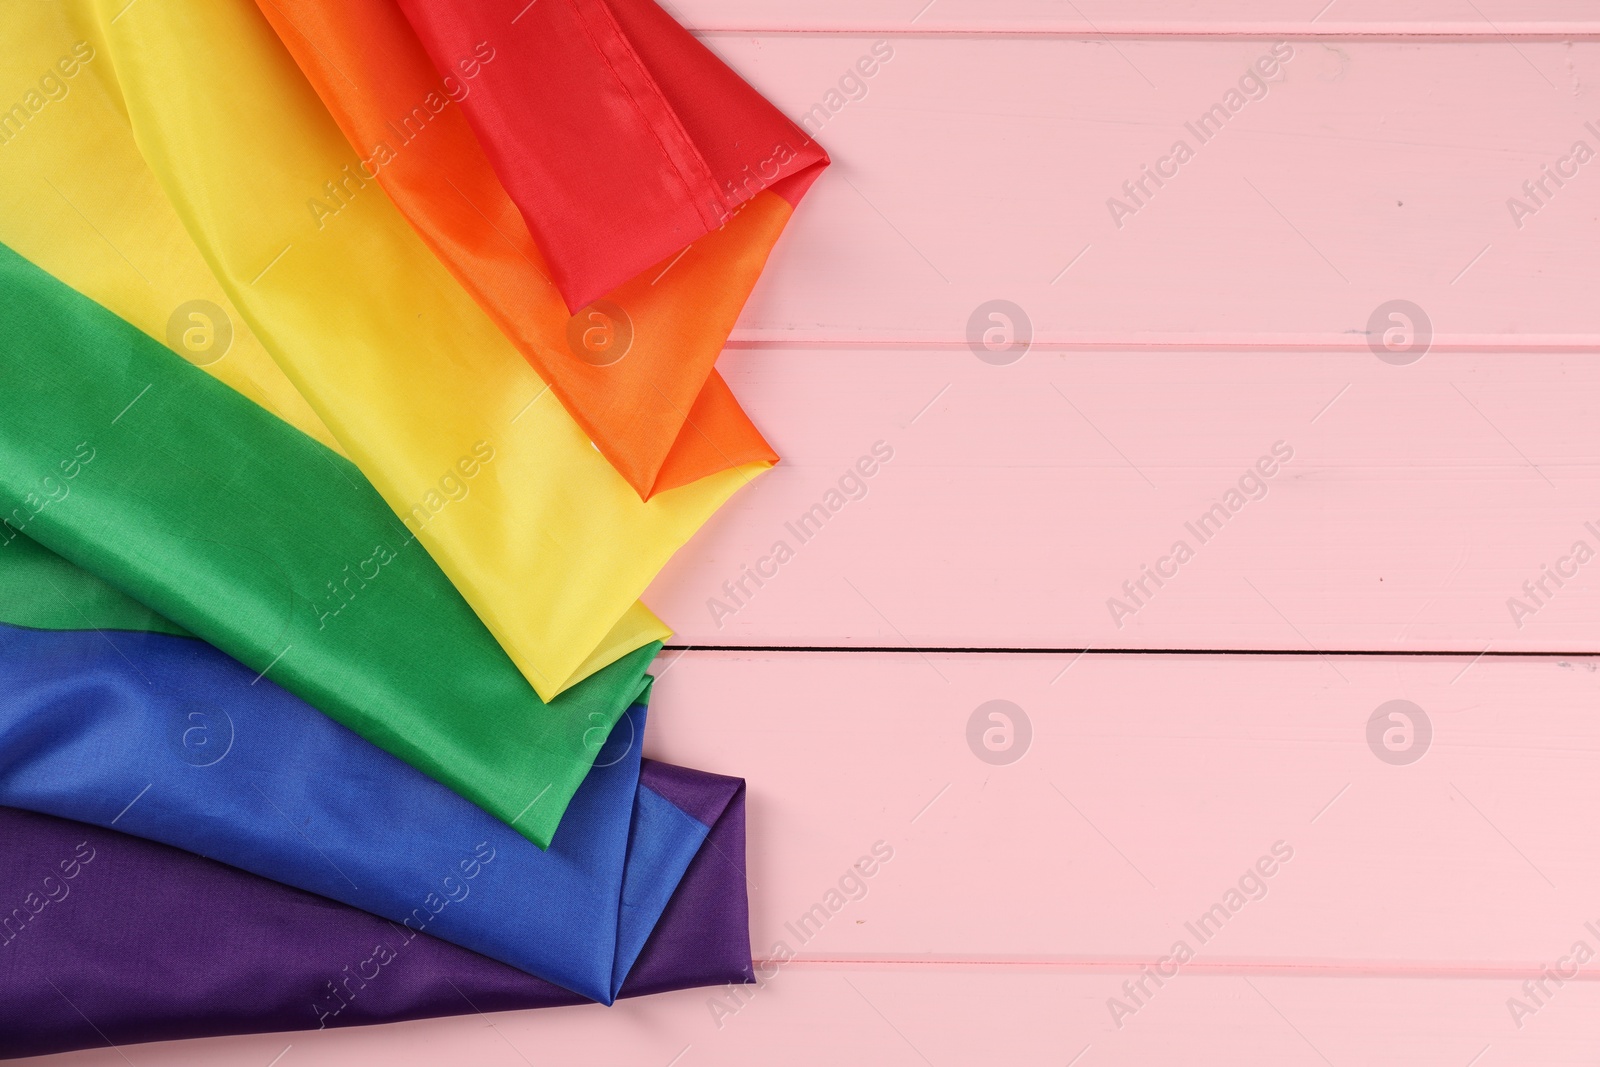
0, 621, 704, 1003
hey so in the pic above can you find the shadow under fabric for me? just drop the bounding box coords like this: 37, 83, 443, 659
0, 771, 751, 1059
78, 0, 770, 699
0, 240, 643, 850
256, 0, 827, 499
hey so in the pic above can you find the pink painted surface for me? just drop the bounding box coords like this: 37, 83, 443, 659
673, 0, 1600, 35
646, 350, 1600, 651
693, 37, 1600, 346
23, 17, 1600, 1067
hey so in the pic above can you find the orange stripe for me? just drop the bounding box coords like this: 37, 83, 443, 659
256, 0, 782, 498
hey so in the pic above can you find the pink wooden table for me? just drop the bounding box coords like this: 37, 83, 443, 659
26, 3, 1600, 1064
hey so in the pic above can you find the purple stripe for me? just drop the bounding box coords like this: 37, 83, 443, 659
0, 762, 751, 1059
639, 759, 743, 828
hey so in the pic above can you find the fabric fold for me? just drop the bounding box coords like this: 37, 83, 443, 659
0, 765, 751, 1058
0, 0, 667, 696
81, 0, 769, 698
0, 613, 706, 1002
396, 0, 830, 315
0, 248, 647, 850
256, 0, 796, 499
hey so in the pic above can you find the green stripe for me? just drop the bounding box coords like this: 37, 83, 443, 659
0, 240, 652, 849
0, 533, 190, 637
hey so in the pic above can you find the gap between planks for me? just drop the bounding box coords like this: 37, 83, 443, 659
692, 27, 1600, 41
751, 956, 1600, 981
661, 646, 1597, 657
721, 339, 1600, 353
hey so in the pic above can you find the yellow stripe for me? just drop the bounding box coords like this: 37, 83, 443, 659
7, 1, 765, 696
0, 8, 340, 453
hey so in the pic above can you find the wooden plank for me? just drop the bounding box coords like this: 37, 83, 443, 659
32, 971, 1600, 1066
697, 36, 1600, 345
32, 651, 1600, 1065
645, 652, 1600, 968
672, 0, 1600, 36
649, 350, 1600, 651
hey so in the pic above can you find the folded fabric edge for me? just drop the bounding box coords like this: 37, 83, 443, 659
641, 361, 784, 502
0, 532, 190, 637
558, 600, 671, 695
612, 762, 749, 996
610, 783, 709, 996
520, 646, 661, 849
531, 2, 830, 314
80, 1, 701, 705
254, 0, 782, 507
0, 237, 648, 849
0, 527, 652, 851
0, 769, 752, 1058
396, 0, 829, 314
0, 654, 649, 996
